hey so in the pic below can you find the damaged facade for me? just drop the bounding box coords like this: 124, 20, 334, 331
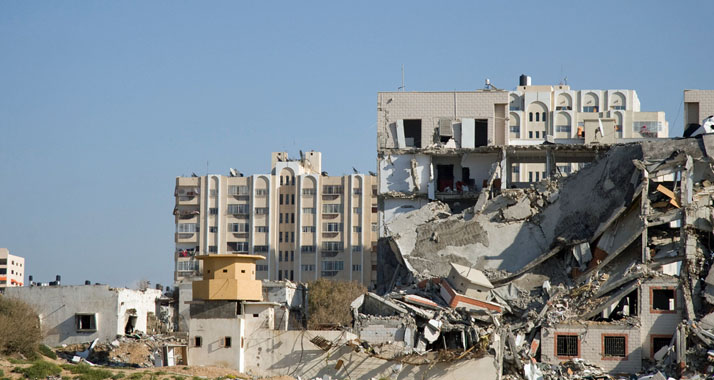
374, 134, 714, 378
5, 285, 163, 346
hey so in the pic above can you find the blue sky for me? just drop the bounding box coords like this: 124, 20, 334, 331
1, 1, 713, 287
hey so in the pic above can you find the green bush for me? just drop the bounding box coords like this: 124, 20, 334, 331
18, 360, 62, 379
60, 364, 113, 380
112, 372, 126, 380
307, 279, 366, 329
0, 297, 42, 358
38, 344, 57, 359
128, 373, 144, 380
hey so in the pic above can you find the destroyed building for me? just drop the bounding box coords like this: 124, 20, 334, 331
372, 135, 714, 377
174, 150, 378, 287
376, 76, 669, 227
5, 285, 163, 346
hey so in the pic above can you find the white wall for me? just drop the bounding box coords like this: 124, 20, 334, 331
379, 154, 431, 195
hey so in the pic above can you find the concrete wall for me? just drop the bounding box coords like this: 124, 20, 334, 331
187, 317, 243, 371
542, 324, 642, 374
684, 90, 714, 128
639, 279, 683, 359
243, 329, 496, 379
379, 154, 431, 195
177, 283, 192, 332
5, 285, 160, 347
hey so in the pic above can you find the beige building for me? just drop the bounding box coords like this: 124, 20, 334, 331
376, 76, 669, 229
174, 151, 378, 287
684, 89, 714, 133
0, 248, 24, 288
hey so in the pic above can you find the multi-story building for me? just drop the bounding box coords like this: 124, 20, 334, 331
174, 151, 378, 287
684, 89, 714, 134
376, 75, 669, 230
0, 248, 24, 288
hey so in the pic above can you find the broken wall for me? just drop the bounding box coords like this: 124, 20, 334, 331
379, 154, 431, 195
243, 329, 497, 379
5, 285, 160, 346
541, 324, 642, 374
116, 288, 162, 336
639, 278, 683, 360
187, 317, 244, 371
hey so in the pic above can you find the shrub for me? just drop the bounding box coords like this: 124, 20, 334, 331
61, 364, 113, 380
112, 372, 126, 380
38, 344, 56, 359
0, 297, 42, 358
18, 360, 62, 379
307, 279, 366, 329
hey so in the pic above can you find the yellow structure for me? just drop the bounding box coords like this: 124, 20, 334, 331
192, 254, 265, 301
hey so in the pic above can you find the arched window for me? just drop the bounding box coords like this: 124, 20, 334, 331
535, 113, 539, 122
529, 112, 533, 122
542, 112, 547, 122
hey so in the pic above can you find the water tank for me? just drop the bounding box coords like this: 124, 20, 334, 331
519, 74, 528, 86
85, 280, 91, 285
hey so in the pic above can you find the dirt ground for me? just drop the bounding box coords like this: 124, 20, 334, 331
0, 356, 296, 380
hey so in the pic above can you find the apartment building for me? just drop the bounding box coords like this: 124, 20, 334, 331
174, 151, 378, 287
0, 248, 24, 288
684, 89, 714, 133
376, 76, 669, 230
509, 75, 668, 183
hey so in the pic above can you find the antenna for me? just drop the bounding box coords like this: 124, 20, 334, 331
398, 64, 406, 91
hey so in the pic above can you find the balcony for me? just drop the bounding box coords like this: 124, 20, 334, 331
175, 232, 198, 244
177, 195, 199, 206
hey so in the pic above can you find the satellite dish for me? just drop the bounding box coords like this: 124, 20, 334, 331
353, 167, 359, 174
229, 168, 238, 177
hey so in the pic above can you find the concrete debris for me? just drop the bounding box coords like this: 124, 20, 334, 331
57, 332, 186, 368
367, 138, 714, 379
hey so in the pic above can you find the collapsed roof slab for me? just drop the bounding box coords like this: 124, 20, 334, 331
386, 143, 645, 277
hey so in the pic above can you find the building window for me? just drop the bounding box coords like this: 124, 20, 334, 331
323, 222, 343, 232
353, 207, 361, 214
279, 214, 283, 223
209, 246, 217, 253
555, 334, 579, 357
224, 337, 232, 348
651, 335, 672, 358
353, 188, 361, 195
209, 226, 217, 233
209, 208, 218, 215
279, 251, 283, 261
302, 188, 315, 195
279, 233, 283, 243
302, 226, 316, 233
178, 223, 199, 233
529, 112, 533, 122
602, 335, 627, 358
255, 207, 268, 215
651, 287, 676, 313
352, 264, 361, 271
256, 189, 268, 196
509, 126, 520, 134
322, 204, 342, 214
193, 336, 202, 347
403, 119, 422, 148
321, 260, 344, 276
75, 314, 97, 332
256, 264, 268, 271
291, 213, 295, 223
583, 106, 598, 112
256, 226, 268, 233
279, 194, 283, 204
535, 131, 540, 138
611, 105, 625, 110
535, 113, 539, 122
228, 186, 249, 195
323, 185, 343, 195
231, 242, 248, 252
556, 125, 571, 134
227, 204, 249, 215
229, 223, 249, 233
301, 264, 315, 271
528, 131, 533, 138
303, 208, 315, 214
352, 246, 362, 252
322, 241, 344, 252
291, 232, 295, 242
542, 112, 546, 122
301, 245, 316, 253
254, 245, 268, 253
291, 194, 295, 204
291, 251, 294, 261
353, 226, 361, 233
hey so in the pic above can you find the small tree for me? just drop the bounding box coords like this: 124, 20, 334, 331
0, 296, 42, 357
307, 279, 366, 329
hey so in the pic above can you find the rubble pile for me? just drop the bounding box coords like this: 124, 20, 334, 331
57, 333, 186, 368
363, 136, 714, 378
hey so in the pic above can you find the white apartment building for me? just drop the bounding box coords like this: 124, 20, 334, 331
376, 75, 669, 230
174, 151, 378, 287
0, 248, 24, 288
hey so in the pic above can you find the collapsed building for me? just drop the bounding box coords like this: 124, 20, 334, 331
368, 135, 714, 377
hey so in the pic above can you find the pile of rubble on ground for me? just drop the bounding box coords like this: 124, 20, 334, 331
56, 332, 187, 368
351, 136, 714, 379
